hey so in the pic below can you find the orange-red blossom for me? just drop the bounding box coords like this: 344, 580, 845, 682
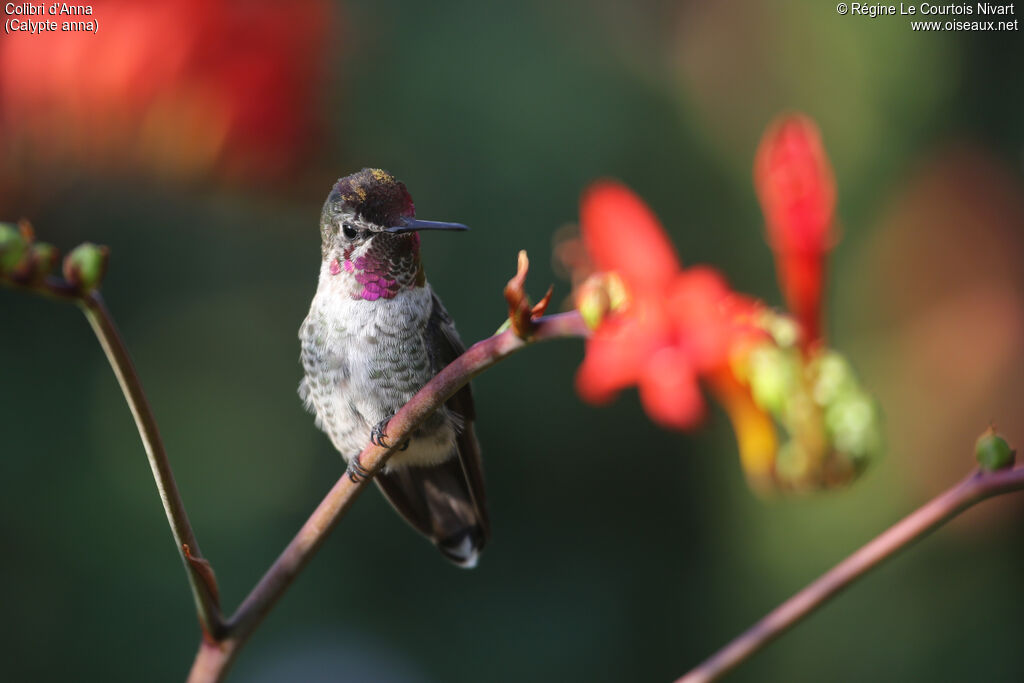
569, 113, 860, 493
573, 180, 765, 431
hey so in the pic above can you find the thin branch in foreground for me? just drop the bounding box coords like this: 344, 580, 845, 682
80, 293, 226, 639
185, 309, 591, 682
677, 465, 1024, 683
2, 269, 225, 639
30, 236, 1019, 683
6, 239, 589, 681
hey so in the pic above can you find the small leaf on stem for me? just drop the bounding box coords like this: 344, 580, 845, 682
504, 250, 552, 338
183, 543, 221, 607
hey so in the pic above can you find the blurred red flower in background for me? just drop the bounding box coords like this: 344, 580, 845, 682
572, 181, 763, 430
754, 113, 837, 350
564, 113, 880, 493
0, 0, 336, 185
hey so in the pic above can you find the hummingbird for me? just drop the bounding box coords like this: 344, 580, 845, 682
298, 168, 488, 567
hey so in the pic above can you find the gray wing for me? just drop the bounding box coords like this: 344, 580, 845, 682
425, 292, 489, 530
373, 292, 489, 566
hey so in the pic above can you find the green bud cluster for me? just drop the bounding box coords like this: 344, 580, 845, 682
0, 220, 109, 294
742, 311, 883, 491
811, 351, 883, 468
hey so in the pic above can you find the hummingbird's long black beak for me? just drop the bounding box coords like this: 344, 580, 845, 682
385, 218, 469, 234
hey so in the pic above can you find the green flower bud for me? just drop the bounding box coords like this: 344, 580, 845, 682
975, 429, 1015, 471
811, 350, 857, 407
0, 222, 27, 274
824, 389, 883, 464
747, 343, 799, 416
577, 287, 609, 330
63, 242, 110, 292
757, 310, 801, 349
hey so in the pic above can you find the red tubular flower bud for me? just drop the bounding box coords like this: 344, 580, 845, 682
754, 113, 837, 349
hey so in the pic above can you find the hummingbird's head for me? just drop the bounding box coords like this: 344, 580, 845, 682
318, 168, 468, 300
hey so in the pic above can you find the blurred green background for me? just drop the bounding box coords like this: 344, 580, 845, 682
2, 0, 1023, 681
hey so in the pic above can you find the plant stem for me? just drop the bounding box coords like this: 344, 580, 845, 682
183, 310, 590, 682
80, 292, 225, 638
677, 465, 1024, 683
7, 256, 589, 679
13, 271, 1024, 683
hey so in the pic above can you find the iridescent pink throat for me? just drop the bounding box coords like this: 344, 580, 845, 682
329, 234, 422, 301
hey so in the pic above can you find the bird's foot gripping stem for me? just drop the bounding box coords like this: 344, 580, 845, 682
370, 416, 410, 451
370, 417, 392, 448
347, 454, 373, 483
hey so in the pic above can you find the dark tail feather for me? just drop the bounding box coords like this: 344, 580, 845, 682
375, 434, 489, 567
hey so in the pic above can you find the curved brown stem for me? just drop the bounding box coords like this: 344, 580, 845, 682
677, 465, 1024, 683
7, 247, 589, 679
182, 310, 590, 682
187, 640, 237, 683
79, 292, 225, 638
3, 275, 225, 635
13, 261, 1024, 683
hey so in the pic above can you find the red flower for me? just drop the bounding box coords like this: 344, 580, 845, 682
754, 113, 837, 349
0, 0, 335, 185
568, 119, 877, 494
574, 181, 762, 430
579, 181, 681, 295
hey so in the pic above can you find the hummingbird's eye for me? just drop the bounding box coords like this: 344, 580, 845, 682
341, 223, 359, 239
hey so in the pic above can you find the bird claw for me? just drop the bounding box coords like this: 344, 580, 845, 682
370, 416, 411, 451
370, 417, 392, 448
347, 454, 372, 483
